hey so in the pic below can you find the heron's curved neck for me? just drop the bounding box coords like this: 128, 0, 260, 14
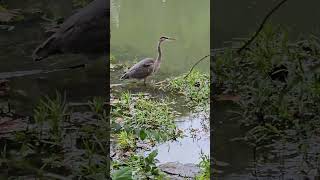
156, 41, 162, 62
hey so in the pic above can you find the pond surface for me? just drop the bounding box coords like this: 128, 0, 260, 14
0, 0, 106, 115
148, 113, 210, 165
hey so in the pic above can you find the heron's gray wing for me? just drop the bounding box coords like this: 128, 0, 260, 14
127, 58, 155, 79
143, 61, 154, 67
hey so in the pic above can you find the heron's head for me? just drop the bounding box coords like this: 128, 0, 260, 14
159, 36, 176, 43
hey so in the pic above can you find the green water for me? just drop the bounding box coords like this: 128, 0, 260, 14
110, 0, 210, 81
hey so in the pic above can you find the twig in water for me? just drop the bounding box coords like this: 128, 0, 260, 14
184, 55, 210, 79
237, 0, 290, 54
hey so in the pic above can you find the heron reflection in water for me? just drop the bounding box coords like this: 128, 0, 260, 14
32, 0, 108, 61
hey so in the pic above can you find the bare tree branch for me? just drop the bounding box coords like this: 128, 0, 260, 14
237, 0, 290, 54
184, 55, 210, 79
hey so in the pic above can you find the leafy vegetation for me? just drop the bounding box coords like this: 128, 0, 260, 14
117, 131, 136, 150
111, 92, 181, 144
33, 91, 69, 142
214, 24, 320, 173
110, 51, 210, 178
0, 93, 110, 179
159, 70, 210, 109
112, 150, 167, 180
195, 153, 210, 180
110, 91, 182, 179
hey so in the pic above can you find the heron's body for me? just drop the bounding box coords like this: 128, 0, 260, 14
120, 36, 174, 85
32, 0, 109, 61
121, 58, 156, 80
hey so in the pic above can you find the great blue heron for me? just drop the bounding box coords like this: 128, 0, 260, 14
32, 0, 109, 61
120, 36, 175, 85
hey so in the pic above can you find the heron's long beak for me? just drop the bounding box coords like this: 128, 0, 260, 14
167, 37, 176, 41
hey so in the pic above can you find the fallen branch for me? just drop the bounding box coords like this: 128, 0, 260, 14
237, 0, 290, 54
184, 55, 210, 79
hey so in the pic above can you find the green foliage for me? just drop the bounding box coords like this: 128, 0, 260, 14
89, 96, 106, 115
112, 150, 167, 180
110, 92, 181, 179
1, 93, 111, 179
111, 92, 180, 143
79, 138, 109, 179
129, 150, 166, 179
195, 153, 210, 180
33, 91, 69, 141
162, 70, 210, 109
117, 131, 136, 150
112, 167, 133, 180
214, 24, 320, 148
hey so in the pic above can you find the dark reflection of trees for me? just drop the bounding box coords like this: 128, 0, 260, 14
1, 1, 110, 179
0, 0, 106, 114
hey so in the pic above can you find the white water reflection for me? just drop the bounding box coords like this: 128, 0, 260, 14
147, 114, 210, 164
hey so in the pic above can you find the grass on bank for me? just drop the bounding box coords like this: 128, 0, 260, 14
158, 70, 210, 109
110, 71, 210, 179
1, 93, 110, 179
195, 153, 210, 180
111, 92, 181, 146
110, 92, 181, 179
